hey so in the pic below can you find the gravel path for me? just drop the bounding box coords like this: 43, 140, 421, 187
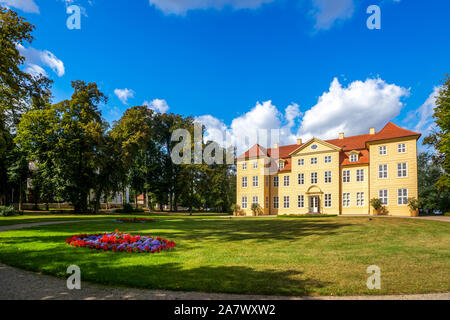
0, 220, 449, 300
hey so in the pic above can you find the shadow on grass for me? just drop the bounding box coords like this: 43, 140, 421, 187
10, 217, 353, 242
0, 243, 330, 296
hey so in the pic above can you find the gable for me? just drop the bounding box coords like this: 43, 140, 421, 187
290, 138, 341, 156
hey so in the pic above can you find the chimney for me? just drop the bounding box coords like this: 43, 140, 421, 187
297, 139, 302, 145
339, 133, 345, 140
370, 128, 375, 135
274, 143, 279, 149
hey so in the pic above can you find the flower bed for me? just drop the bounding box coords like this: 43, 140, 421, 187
115, 218, 156, 223
66, 232, 176, 253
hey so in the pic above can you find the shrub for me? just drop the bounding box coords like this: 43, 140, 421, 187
122, 203, 134, 213
408, 197, 419, 211
251, 203, 263, 216
370, 198, 382, 211
0, 206, 16, 217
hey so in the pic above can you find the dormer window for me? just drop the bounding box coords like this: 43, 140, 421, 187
350, 154, 359, 162
279, 161, 285, 169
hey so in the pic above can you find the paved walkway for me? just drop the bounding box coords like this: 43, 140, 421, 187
0, 220, 449, 300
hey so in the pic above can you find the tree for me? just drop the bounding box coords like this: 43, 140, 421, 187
418, 152, 450, 214
424, 74, 450, 190
16, 81, 107, 213
0, 7, 53, 205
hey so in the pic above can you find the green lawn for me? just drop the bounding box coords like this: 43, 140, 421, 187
0, 216, 449, 296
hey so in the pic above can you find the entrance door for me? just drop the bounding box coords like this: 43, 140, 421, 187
310, 196, 319, 213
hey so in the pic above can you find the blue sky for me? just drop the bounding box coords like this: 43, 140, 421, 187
3, 0, 450, 150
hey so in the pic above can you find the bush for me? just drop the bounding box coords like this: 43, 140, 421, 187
122, 203, 134, 213
0, 206, 16, 217
370, 198, 382, 210
251, 203, 263, 216
408, 197, 419, 211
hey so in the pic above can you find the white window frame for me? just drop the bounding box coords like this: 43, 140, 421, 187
253, 161, 258, 169
242, 162, 247, 170
343, 193, 351, 207
273, 176, 279, 188
324, 194, 332, 208
298, 195, 305, 208
311, 157, 318, 165
242, 177, 248, 188
273, 196, 279, 209
298, 173, 304, 185
398, 143, 406, 153
298, 158, 304, 166
379, 189, 388, 206
242, 196, 248, 209
356, 169, 365, 182
343, 170, 350, 183
252, 176, 259, 187
284, 175, 290, 187
252, 196, 259, 206
283, 196, 290, 209
356, 192, 365, 207
379, 146, 387, 156
378, 164, 388, 179
279, 161, 285, 169
324, 156, 332, 164
350, 154, 358, 162
398, 189, 408, 205
325, 171, 332, 184
311, 172, 318, 184
397, 162, 408, 178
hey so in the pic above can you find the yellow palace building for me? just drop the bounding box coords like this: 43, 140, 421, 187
236, 122, 421, 217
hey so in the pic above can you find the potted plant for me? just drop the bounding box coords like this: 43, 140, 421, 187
408, 197, 419, 217
232, 204, 240, 216
251, 203, 262, 216
370, 198, 382, 216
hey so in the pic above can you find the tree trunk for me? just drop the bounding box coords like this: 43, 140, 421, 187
18, 179, 23, 212
144, 189, 148, 209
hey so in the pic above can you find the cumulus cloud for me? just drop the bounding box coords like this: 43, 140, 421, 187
114, 88, 135, 105
17, 44, 65, 77
298, 78, 409, 140
197, 77, 409, 155
143, 99, 170, 113
148, 0, 275, 15
310, 0, 355, 31
0, 0, 39, 13
197, 100, 301, 154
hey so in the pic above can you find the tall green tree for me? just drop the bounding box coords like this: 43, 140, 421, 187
424, 74, 450, 190
16, 81, 107, 212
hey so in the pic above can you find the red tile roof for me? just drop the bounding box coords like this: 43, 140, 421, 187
366, 122, 421, 142
236, 122, 420, 162
340, 149, 370, 166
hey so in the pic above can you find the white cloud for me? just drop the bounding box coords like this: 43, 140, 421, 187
298, 77, 409, 140
0, 0, 39, 13
197, 77, 409, 154
24, 64, 48, 77
17, 44, 65, 77
114, 88, 135, 105
406, 87, 439, 135
149, 0, 275, 15
310, 0, 355, 31
143, 98, 170, 113
197, 100, 301, 154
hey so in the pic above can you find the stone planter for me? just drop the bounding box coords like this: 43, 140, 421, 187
373, 209, 380, 216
